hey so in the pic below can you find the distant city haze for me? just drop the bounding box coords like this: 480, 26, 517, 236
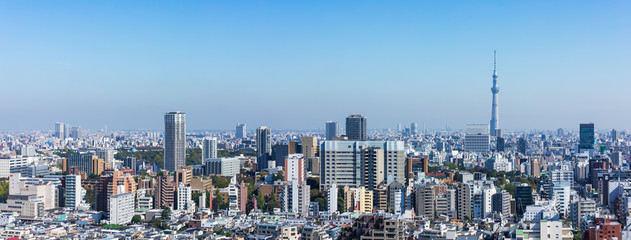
1, 1, 630, 131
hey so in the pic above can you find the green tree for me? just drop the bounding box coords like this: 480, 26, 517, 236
503, 183, 516, 196
161, 207, 172, 219
186, 148, 202, 165
131, 215, 143, 224
211, 176, 230, 188
85, 188, 94, 205
0, 181, 9, 203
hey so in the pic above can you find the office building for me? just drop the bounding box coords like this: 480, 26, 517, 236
0, 156, 28, 178
202, 137, 217, 160
70, 126, 82, 139
64, 154, 104, 176
55, 122, 65, 138
320, 140, 405, 190
515, 184, 534, 217
612, 129, 621, 142
205, 157, 240, 177
464, 124, 490, 152
164, 112, 186, 172
256, 126, 272, 170
410, 122, 418, 136
326, 121, 340, 140
579, 123, 595, 150
518, 138, 527, 155
123, 157, 137, 172
64, 175, 82, 210
96, 148, 116, 163
236, 123, 246, 139
346, 114, 367, 141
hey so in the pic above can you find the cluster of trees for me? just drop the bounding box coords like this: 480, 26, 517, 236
217, 149, 256, 158
115, 149, 164, 169
114, 148, 203, 169
0, 181, 8, 203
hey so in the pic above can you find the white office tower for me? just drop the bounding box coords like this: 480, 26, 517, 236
177, 182, 195, 213
109, 186, 134, 225
65, 175, 82, 209
55, 122, 65, 138
202, 138, 218, 160
464, 124, 490, 152
228, 176, 240, 216
97, 148, 116, 163
327, 183, 338, 214
206, 157, 240, 177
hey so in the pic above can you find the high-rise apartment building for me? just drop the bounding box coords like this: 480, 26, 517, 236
410, 122, 418, 136
579, 123, 595, 150
236, 123, 246, 139
109, 191, 134, 225
325, 121, 340, 140
458, 184, 472, 220
94, 171, 137, 212
320, 141, 405, 191
492, 190, 511, 216
464, 124, 490, 152
345, 114, 367, 141
202, 137, 217, 160
176, 182, 194, 213
327, 183, 338, 214
64, 175, 82, 210
154, 174, 175, 209
164, 112, 186, 172
256, 126, 272, 170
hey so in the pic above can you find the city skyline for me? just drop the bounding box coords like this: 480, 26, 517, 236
1, 1, 631, 131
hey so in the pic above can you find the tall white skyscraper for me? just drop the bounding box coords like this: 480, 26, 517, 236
202, 138, 217, 160
55, 122, 65, 138
164, 112, 186, 172
464, 124, 490, 152
236, 123, 246, 139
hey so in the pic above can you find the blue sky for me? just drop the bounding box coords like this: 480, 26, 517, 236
1, 1, 630, 131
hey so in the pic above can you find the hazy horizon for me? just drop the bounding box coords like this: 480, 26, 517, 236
1, 1, 630, 131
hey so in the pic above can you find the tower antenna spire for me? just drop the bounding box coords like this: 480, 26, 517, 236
494, 50, 496, 71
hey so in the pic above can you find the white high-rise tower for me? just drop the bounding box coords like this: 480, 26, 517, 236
490, 51, 500, 137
